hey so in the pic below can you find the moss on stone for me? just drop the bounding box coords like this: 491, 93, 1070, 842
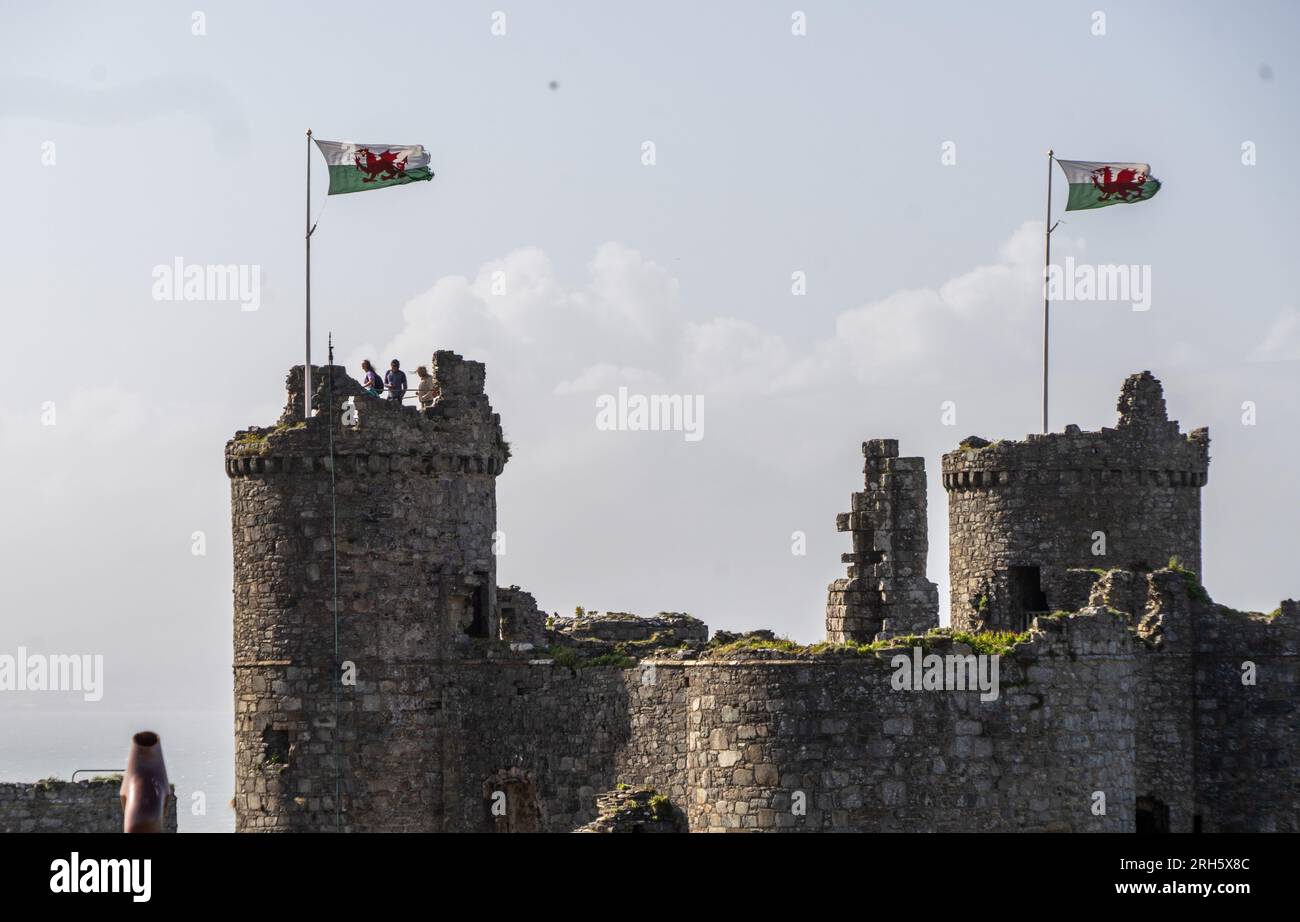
1167, 557, 1211, 603
542, 645, 637, 670
707, 635, 807, 657
647, 793, 672, 820
951, 629, 1031, 655
584, 653, 638, 669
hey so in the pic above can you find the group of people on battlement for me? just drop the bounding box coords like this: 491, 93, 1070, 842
358, 358, 439, 410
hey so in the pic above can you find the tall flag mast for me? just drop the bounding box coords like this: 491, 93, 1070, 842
1042, 150, 1056, 434
305, 130, 315, 420
1041, 152, 1162, 433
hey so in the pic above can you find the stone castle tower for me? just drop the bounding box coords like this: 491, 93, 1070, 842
942, 371, 1210, 632
227, 351, 509, 831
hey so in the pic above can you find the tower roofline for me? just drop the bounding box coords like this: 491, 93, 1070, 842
941, 371, 1209, 488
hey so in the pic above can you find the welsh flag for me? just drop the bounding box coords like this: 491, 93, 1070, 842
1056, 159, 1161, 211
313, 139, 434, 195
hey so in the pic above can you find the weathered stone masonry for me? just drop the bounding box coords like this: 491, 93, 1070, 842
826, 439, 939, 642
226, 360, 1297, 833
0, 779, 178, 833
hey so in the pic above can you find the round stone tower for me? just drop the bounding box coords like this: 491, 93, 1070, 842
227, 351, 509, 831
942, 371, 1209, 633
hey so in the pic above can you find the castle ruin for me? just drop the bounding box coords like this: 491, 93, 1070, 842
225, 358, 1299, 833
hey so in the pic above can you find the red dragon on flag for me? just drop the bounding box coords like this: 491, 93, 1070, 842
1088, 165, 1149, 203
353, 147, 409, 183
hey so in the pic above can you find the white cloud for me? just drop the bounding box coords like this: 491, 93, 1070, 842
364, 222, 1087, 406
1249, 309, 1300, 362
554, 363, 665, 395
345, 223, 1123, 633
683, 318, 796, 396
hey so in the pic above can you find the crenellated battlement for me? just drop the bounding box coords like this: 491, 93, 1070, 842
225, 354, 509, 482
942, 465, 1208, 491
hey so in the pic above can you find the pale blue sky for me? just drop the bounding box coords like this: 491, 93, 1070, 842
2, 2, 1297, 824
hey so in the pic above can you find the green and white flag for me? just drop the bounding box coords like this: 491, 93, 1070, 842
313, 139, 434, 195
1055, 159, 1161, 211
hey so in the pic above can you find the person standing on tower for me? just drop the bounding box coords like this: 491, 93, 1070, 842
385, 359, 408, 403
415, 365, 439, 410
360, 359, 382, 397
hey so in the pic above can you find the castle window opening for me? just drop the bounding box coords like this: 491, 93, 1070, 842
1007, 566, 1048, 630
486, 775, 541, 833
1136, 796, 1170, 834
261, 727, 290, 768
466, 578, 490, 638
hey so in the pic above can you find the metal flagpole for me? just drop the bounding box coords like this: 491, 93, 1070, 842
1042, 148, 1056, 434
305, 129, 313, 420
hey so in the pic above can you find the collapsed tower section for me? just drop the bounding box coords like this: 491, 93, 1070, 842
825, 439, 939, 642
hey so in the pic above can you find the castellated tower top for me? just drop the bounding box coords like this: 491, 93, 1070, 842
942, 371, 1210, 633
227, 350, 510, 479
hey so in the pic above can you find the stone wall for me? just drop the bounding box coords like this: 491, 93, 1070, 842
432, 581, 1298, 834
943, 372, 1209, 632
550, 611, 708, 648
684, 611, 1137, 832
826, 439, 939, 642
1191, 597, 1300, 832
497, 585, 546, 647
0, 779, 178, 833
1090, 569, 1197, 832
1079, 568, 1300, 833
438, 662, 628, 832
436, 659, 689, 832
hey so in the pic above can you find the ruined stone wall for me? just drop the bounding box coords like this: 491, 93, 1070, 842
344, 585, 1296, 834
1086, 569, 1197, 832
826, 440, 939, 642
438, 662, 628, 832
497, 586, 546, 647
615, 663, 691, 809
1085, 568, 1300, 833
683, 611, 1137, 832
943, 372, 1209, 632
1191, 597, 1300, 832
435, 660, 689, 832
551, 612, 707, 647
0, 779, 177, 833
228, 354, 508, 832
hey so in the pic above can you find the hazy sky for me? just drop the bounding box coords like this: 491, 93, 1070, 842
3, 1, 1298, 798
